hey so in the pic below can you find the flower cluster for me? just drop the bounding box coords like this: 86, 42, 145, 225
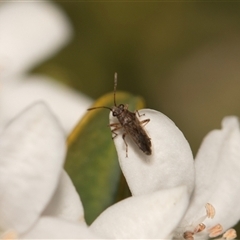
1, 1, 240, 239
1, 100, 240, 239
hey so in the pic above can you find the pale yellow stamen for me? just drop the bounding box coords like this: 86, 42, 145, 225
194, 223, 206, 233
208, 224, 223, 238
223, 229, 237, 240
183, 231, 194, 240
183, 203, 218, 240
182, 203, 234, 240
205, 203, 215, 219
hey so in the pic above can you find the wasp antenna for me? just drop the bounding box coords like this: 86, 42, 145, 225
88, 106, 112, 111
113, 72, 118, 106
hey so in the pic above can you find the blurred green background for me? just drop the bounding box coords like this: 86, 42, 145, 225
34, 0, 240, 231
34, 1, 240, 156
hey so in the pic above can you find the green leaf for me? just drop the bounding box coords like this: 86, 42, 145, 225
65, 91, 145, 224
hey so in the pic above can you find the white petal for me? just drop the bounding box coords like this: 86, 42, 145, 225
43, 170, 85, 223
183, 116, 240, 231
0, 102, 66, 234
90, 186, 189, 239
0, 1, 72, 77
111, 109, 194, 196
0, 75, 92, 134
21, 216, 101, 239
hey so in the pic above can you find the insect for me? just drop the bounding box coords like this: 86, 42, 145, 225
88, 73, 152, 157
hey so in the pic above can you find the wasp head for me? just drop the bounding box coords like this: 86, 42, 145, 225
112, 104, 125, 117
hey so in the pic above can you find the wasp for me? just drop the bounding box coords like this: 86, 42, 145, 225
88, 73, 152, 157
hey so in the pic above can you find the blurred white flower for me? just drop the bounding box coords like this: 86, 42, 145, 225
0, 102, 98, 239
111, 109, 240, 240
0, 1, 71, 77
0, 1, 92, 135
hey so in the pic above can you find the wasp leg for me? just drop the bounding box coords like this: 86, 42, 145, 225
136, 109, 145, 118
122, 132, 128, 158
140, 118, 150, 127
110, 123, 128, 157
109, 122, 122, 139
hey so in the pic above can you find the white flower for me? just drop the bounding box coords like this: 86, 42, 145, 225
0, 102, 189, 239
175, 117, 240, 240
90, 186, 189, 239
0, 2, 204, 239
3, 103, 238, 239
1, 3, 239, 236
108, 109, 240, 240
0, 1, 92, 135
0, 2, 191, 238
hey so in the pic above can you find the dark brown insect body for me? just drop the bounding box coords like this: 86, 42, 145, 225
88, 73, 152, 157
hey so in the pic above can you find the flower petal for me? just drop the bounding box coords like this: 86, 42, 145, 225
21, 216, 101, 239
111, 109, 194, 196
43, 170, 85, 223
0, 102, 66, 234
183, 116, 240, 232
0, 1, 72, 77
0, 75, 92, 134
90, 186, 189, 239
